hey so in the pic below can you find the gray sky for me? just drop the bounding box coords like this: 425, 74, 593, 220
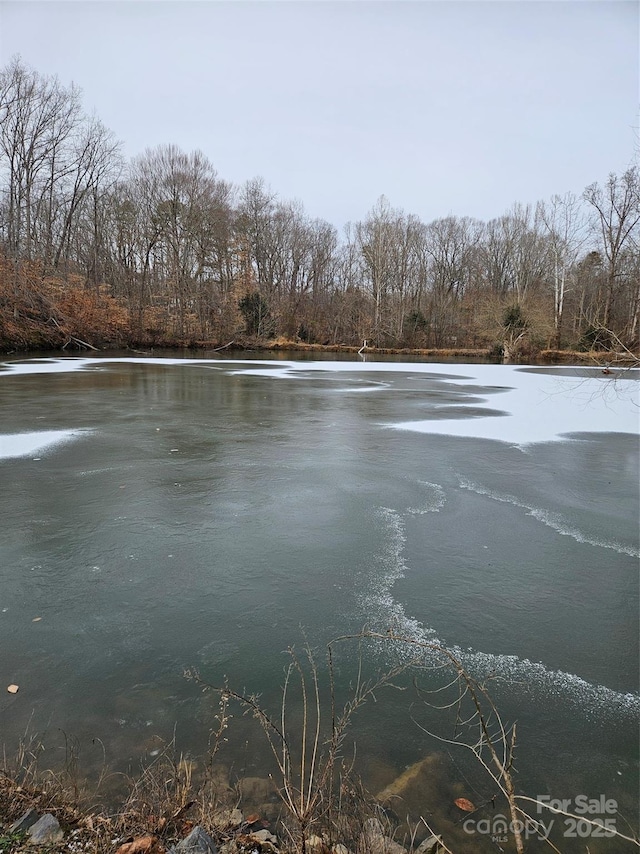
1, 1, 638, 229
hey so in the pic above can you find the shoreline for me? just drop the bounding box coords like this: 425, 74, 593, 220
1, 338, 636, 367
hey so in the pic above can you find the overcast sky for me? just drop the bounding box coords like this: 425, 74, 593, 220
0, 1, 638, 229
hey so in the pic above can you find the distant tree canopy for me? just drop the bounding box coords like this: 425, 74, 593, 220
1, 57, 639, 354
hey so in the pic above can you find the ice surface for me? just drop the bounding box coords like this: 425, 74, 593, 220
0, 430, 85, 460
2, 357, 638, 446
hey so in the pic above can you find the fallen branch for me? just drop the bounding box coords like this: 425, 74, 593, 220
62, 336, 99, 351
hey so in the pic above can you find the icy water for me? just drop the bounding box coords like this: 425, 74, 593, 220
1, 355, 638, 850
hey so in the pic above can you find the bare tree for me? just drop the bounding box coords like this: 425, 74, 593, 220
236, 177, 278, 296
423, 215, 483, 347
583, 167, 640, 335
355, 197, 424, 344
480, 204, 550, 304
537, 193, 587, 346
125, 144, 232, 337
356, 196, 396, 336
0, 56, 82, 263
53, 117, 122, 283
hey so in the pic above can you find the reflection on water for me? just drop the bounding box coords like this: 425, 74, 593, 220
0, 356, 638, 849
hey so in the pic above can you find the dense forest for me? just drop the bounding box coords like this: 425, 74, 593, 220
1, 56, 639, 358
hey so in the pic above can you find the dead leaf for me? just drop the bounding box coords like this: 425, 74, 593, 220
32, 616, 42, 622
170, 801, 195, 822
454, 797, 476, 812
245, 813, 260, 825
7, 684, 19, 694
115, 835, 165, 854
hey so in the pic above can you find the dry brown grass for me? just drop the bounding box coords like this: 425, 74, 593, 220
0, 737, 240, 854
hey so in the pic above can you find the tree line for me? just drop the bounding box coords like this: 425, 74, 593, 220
1, 56, 639, 356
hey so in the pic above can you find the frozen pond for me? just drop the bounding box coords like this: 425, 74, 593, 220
1, 355, 638, 849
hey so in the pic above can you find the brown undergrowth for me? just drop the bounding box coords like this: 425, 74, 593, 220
0, 256, 129, 352
1, 735, 249, 853
0, 736, 384, 854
